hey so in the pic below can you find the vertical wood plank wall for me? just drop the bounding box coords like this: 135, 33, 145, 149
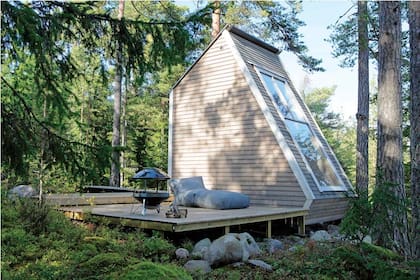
306, 198, 350, 225
230, 32, 352, 201
172, 36, 306, 208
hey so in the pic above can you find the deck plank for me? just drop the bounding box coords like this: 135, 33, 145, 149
60, 203, 307, 235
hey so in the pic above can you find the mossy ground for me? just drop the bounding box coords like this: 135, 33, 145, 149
1, 197, 417, 280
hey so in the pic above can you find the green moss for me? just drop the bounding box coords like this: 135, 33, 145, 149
114, 261, 192, 280
361, 242, 402, 260
77, 252, 128, 277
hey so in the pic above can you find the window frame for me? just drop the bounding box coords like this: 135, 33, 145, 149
255, 66, 347, 192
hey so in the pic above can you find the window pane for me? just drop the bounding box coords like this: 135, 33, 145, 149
261, 74, 291, 117
284, 119, 342, 187
261, 73, 302, 120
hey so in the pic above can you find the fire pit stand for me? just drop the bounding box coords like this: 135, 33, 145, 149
130, 167, 170, 216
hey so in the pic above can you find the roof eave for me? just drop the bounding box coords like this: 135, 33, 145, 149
227, 25, 280, 54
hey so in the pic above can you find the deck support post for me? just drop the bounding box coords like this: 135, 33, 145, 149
267, 220, 272, 238
297, 216, 305, 236
224, 226, 230, 235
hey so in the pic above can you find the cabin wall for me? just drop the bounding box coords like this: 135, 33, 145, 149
306, 197, 349, 225
171, 35, 306, 208
230, 32, 353, 200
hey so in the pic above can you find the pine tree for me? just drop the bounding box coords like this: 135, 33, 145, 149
1, 1, 210, 188
356, 0, 369, 198
376, 1, 409, 255
408, 0, 420, 262
211, 1, 221, 39
110, 0, 125, 187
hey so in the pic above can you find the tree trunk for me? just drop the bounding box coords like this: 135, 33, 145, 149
120, 69, 129, 186
409, 0, 420, 263
110, 0, 125, 187
377, 1, 409, 255
211, 0, 221, 39
39, 97, 47, 202
356, 0, 369, 199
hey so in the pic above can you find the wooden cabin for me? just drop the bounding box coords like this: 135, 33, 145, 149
168, 26, 354, 225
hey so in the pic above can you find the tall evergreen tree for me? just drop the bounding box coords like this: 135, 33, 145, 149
356, 0, 369, 198
408, 0, 420, 262
110, 0, 125, 187
1, 1, 211, 188
377, 1, 409, 255
211, 0, 221, 39
216, 0, 324, 72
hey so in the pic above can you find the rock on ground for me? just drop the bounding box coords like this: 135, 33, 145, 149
206, 234, 243, 266
204, 232, 260, 267
238, 232, 261, 259
247, 259, 273, 271
263, 238, 284, 253
192, 238, 211, 259
8, 185, 37, 199
310, 230, 332, 242
175, 248, 189, 259
184, 260, 212, 274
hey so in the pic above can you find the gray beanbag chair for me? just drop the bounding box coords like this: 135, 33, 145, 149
169, 176, 250, 210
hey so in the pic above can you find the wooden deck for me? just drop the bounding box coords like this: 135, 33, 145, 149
59, 200, 307, 237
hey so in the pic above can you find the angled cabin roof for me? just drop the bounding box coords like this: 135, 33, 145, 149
226, 27, 353, 197
170, 26, 354, 209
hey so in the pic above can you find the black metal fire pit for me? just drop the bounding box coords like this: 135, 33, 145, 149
131, 167, 170, 215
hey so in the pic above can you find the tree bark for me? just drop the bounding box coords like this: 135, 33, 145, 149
39, 97, 47, 202
110, 0, 125, 187
356, 0, 369, 198
120, 69, 129, 186
377, 1, 409, 255
409, 0, 420, 263
211, 0, 221, 39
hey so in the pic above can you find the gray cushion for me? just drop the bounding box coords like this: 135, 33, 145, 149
168, 176, 250, 210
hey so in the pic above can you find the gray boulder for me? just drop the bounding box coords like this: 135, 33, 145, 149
192, 238, 211, 259
184, 260, 212, 274
363, 235, 372, 244
247, 259, 273, 271
327, 224, 340, 235
310, 230, 332, 242
264, 238, 284, 253
327, 224, 344, 240
238, 232, 261, 259
206, 234, 243, 266
175, 248, 189, 259
8, 185, 37, 199
205, 232, 260, 266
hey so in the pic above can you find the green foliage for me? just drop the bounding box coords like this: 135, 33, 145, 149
1, 0, 209, 190
113, 261, 192, 280
370, 180, 410, 252
333, 244, 411, 280
340, 190, 372, 243
1, 194, 417, 279
222, 0, 324, 71
327, 1, 412, 190
1, 197, 180, 279
340, 178, 410, 255
77, 253, 131, 279
141, 232, 176, 262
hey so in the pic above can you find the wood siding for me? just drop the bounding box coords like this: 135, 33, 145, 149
172, 35, 306, 208
306, 197, 350, 225
230, 32, 353, 201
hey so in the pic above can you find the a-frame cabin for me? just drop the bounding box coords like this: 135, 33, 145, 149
168, 26, 354, 225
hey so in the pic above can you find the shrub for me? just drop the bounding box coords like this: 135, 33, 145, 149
333, 244, 412, 279
76, 252, 134, 279
141, 232, 175, 262
114, 261, 192, 280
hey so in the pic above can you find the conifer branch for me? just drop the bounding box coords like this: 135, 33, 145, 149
2, 76, 100, 151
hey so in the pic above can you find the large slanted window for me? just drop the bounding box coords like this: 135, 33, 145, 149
257, 68, 346, 192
